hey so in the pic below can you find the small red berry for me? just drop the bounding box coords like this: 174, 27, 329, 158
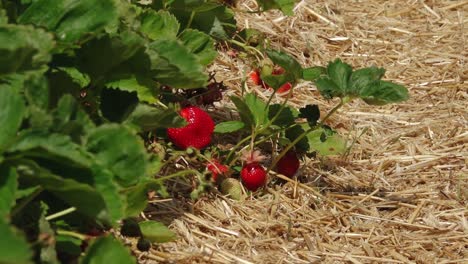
277, 82, 292, 94
240, 162, 267, 191
249, 71, 263, 86
167, 106, 215, 149
207, 160, 229, 182
276, 150, 300, 177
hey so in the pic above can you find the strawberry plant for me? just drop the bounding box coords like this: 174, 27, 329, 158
0, 0, 409, 262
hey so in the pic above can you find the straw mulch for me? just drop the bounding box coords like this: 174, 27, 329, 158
139, 1, 467, 263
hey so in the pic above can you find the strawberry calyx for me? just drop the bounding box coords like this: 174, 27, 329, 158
241, 149, 266, 164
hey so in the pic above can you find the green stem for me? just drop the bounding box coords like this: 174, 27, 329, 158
45, 207, 77, 221
226, 126, 254, 164
10, 187, 43, 217
228, 122, 299, 166
56, 230, 88, 241
319, 97, 346, 125
264, 80, 294, 111
267, 98, 346, 173
227, 91, 292, 165
227, 39, 264, 58
186, 11, 196, 29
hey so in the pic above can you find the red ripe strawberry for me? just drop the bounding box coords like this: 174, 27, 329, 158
277, 82, 292, 94
167, 106, 214, 149
276, 150, 300, 177
207, 160, 228, 182
240, 162, 266, 191
249, 70, 263, 86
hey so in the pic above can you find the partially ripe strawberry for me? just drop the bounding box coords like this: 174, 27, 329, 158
241, 162, 266, 191
276, 150, 300, 177
207, 160, 228, 182
167, 106, 214, 149
249, 68, 292, 95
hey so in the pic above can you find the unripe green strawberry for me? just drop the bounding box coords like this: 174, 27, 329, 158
276, 150, 300, 177
167, 106, 215, 149
220, 178, 244, 200
240, 162, 266, 191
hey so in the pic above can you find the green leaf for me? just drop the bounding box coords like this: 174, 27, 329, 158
306, 126, 346, 155
360, 80, 409, 105
0, 218, 33, 264
299, 104, 320, 126
245, 93, 268, 127
314, 77, 341, 99
0, 166, 18, 219
139, 220, 176, 243
56, 67, 91, 88
214, 121, 245, 133
86, 124, 149, 187
169, 2, 236, 39
80, 236, 135, 264
53, 95, 96, 140
267, 104, 298, 127
148, 39, 208, 89
285, 124, 309, 152
349, 67, 385, 94
261, 73, 289, 90
100, 88, 138, 123
0, 24, 54, 74
104, 74, 159, 103
168, 0, 209, 10
77, 31, 145, 78
256, 0, 296, 15
56, 235, 82, 258
140, 10, 179, 41
314, 60, 409, 104
0, 9, 7, 25
327, 59, 352, 92
15, 160, 110, 224
124, 103, 186, 131
0, 86, 26, 153
265, 50, 302, 74
302, 66, 325, 81
19, 0, 121, 43
89, 164, 124, 223
230, 96, 255, 128
266, 50, 302, 81
123, 179, 165, 217
23, 72, 49, 110
8, 131, 92, 168
178, 29, 217, 66
15, 186, 41, 200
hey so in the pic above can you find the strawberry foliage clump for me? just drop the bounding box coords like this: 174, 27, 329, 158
0, 0, 409, 263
